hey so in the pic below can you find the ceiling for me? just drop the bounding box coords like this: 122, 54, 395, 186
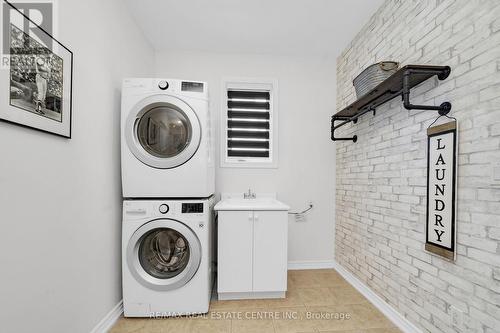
124, 0, 384, 56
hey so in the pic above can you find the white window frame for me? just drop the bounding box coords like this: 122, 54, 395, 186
220, 78, 279, 169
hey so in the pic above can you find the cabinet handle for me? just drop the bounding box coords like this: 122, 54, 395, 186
248, 213, 253, 221
255, 214, 259, 221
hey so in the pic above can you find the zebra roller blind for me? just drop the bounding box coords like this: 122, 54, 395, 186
226, 89, 272, 160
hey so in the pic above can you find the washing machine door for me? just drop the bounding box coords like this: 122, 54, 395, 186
127, 219, 202, 291
125, 94, 201, 169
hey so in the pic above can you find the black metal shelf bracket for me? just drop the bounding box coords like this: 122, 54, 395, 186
331, 116, 357, 142
402, 67, 452, 115
331, 65, 452, 144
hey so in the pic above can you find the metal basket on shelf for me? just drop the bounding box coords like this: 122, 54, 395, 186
353, 61, 399, 98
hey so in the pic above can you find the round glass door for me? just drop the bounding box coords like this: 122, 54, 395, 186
138, 228, 190, 279
136, 106, 192, 159
127, 219, 201, 291
125, 95, 201, 169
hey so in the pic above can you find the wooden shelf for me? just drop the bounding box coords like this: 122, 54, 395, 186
331, 65, 451, 142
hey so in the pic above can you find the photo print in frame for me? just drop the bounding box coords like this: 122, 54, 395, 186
1, 0, 73, 138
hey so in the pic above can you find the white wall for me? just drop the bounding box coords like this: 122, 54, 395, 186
155, 51, 336, 264
0, 1, 154, 332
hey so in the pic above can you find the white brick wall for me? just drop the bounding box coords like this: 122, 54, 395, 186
335, 1, 500, 332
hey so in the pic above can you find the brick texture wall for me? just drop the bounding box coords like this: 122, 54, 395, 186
335, 1, 500, 332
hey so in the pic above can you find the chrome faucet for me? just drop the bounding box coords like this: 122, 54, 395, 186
244, 188, 256, 199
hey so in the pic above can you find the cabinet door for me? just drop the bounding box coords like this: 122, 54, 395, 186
217, 211, 253, 293
252, 211, 288, 292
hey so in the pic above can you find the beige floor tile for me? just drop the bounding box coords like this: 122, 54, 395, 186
260, 289, 303, 308
306, 304, 364, 332
329, 283, 357, 293
148, 316, 192, 333
288, 274, 316, 289
109, 317, 151, 333
288, 269, 323, 288
110, 270, 399, 333
288, 269, 314, 276
297, 287, 338, 306
210, 298, 271, 310
289, 269, 351, 290
188, 316, 232, 333
320, 328, 402, 333
307, 303, 398, 333
314, 271, 350, 288
267, 306, 308, 320
330, 288, 368, 305
208, 308, 269, 323
349, 303, 395, 330
271, 306, 317, 333
273, 315, 319, 333
231, 318, 274, 333
270, 306, 318, 333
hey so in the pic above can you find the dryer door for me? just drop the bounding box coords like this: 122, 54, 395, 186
127, 219, 202, 291
125, 94, 201, 169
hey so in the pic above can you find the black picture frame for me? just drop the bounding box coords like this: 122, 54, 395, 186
1, 0, 73, 138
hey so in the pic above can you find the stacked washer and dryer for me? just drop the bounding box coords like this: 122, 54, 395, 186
120, 78, 215, 317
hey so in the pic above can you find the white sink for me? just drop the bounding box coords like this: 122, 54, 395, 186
214, 194, 290, 211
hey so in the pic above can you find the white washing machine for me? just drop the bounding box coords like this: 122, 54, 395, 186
121, 78, 214, 198
122, 197, 214, 317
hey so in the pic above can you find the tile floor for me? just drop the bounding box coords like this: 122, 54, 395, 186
110, 269, 401, 333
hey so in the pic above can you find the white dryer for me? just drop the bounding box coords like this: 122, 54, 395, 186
122, 197, 214, 317
121, 78, 214, 198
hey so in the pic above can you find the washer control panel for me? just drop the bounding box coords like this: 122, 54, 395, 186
182, 203, 204, 213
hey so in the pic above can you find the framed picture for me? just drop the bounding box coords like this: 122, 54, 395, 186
1, 1, 73, 138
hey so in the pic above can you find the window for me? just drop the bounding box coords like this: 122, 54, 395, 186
221, 79, 278, 168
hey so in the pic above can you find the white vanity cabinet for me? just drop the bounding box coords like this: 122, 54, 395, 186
215, 195, 289, 300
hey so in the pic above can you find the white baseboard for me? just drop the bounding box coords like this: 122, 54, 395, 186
332, 262, 422, 333
90, 300, 123, 333
288, 260, 336, 270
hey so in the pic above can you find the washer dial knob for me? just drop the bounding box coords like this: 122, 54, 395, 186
159, 204, 169, 214
158, 80, 169, 90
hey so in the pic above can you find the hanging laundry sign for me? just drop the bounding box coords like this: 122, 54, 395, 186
426, 120, 457, 260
